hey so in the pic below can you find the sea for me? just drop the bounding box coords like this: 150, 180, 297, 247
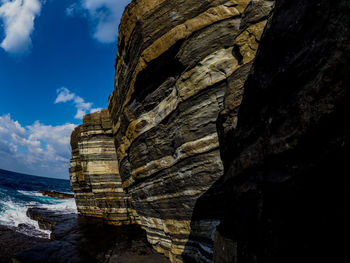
0, 168, 76, 238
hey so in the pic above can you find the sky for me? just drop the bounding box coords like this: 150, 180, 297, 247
0, 0, 131, 179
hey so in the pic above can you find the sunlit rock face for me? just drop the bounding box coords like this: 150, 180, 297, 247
107, 0, 274, 262
69, 110, 134, 225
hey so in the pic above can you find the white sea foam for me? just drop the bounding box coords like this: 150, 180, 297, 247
17, 190, 45, 197
0, 199, 50, 238
17, 189, 77, 213
0, 191, 77, 238
40, 198, 77, 214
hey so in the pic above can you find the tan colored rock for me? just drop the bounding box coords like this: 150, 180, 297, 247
69, 110, 134, 225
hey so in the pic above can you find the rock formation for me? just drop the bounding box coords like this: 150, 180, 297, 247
38, 190, 74, 199
69, 0, 350, 262
69, 110, 134, 225
68, 0, 275, 261
214, 0, 350, 262
14, 208, 169, 263
70, 0, 274, 262
106, 0, 274, 262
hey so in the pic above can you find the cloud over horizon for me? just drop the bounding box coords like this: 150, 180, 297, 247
0, 0, 42, 54
55, 87, 102, 119
67, 0, 130, 43
0, 88, 103, 179
0, 114, 76, 179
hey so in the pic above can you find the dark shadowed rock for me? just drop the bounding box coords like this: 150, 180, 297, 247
14, 210, 169, 263
26, 208, 77, 231
214, 0, 350, 262
0, 225, 48, 263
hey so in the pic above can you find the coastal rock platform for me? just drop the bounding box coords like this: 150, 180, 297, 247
26, 207, 77, 231
0, 225, 49, 263
38, 190, 74, 199
13, 208, 169, 263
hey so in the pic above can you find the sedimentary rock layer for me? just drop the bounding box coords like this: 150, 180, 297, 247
107, 0, 274, 262
214, 0, 350, 262
69, 110, 133, 225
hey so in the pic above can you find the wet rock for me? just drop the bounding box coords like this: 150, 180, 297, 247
38, 190, 74, 199
13, 213, 169, 263
26, 208, 77, 231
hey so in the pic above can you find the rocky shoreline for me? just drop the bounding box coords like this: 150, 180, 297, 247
10, 208, 169, 263
1, 188, 168, 263
38, 190, 74, 199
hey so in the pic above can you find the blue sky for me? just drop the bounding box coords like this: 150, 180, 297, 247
0, 0, 130, 179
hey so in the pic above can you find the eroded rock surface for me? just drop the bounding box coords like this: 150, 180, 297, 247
215, 0, 350, 262
26, 208, 76, 231
106, 0, 274, 262
38, 190, 74, 199
69, 0, 275, 262
69, 109, 133, 225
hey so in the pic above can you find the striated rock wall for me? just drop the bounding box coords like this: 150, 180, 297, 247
69, 0, 275, 262
215, 0, 350, 262
69, 110, 134, 225
107, 0, 274, 262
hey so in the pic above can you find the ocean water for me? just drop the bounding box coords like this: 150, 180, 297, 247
0, 169, 76, 238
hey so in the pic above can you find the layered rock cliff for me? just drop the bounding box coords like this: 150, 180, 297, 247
69, 0, 350, 262
70, 110, 134, 225
107, 0, 273, 262
214, 0, 350, 262
69, 0, 275, 262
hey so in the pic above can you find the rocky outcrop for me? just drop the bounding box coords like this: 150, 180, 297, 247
214, 0, 350, 262
38, 190, 73, 199
26, 208, 77, 231
106, 0, 274, 262
69, 110, 134, 225
69, 0, 275, 262
14, 209, 168, 263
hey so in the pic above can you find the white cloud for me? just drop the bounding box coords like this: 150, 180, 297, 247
0, 0, 42, 54
55, 87, 101, 119
74, 109, 86, 119
68, 0, 130, 43
54, 87, 75, 103
0, 114, 76, 178
0, 85, 103, 178
90, 107, 102, 113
